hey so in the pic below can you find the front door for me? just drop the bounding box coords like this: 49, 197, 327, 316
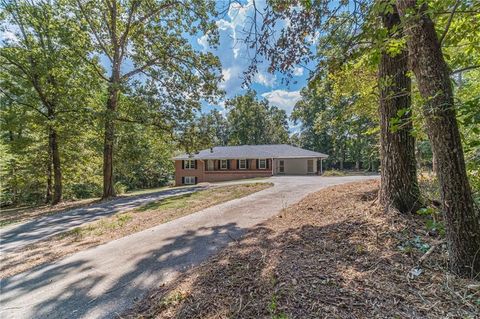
207, 160, 214, 171
279, 160, 285, 173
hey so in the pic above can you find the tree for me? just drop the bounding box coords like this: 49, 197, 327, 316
241, 0, 421, 212
0, 0, 97, 204
396, 0, 480, 276
72, 0, 221, 198
226, 91, 289, 145
378, 2, 421, 212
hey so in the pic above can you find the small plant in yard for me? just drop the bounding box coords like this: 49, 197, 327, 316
417, 207, 445, 237
322, 169, 346, 177
268, 294, 288, 319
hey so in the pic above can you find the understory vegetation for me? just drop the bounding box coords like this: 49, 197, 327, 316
126, 181, 479, 318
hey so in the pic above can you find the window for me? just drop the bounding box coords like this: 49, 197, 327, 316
184, 160, 195, 170
220, 159, 228, 169
239, 159, 247, 169
307, 159, 314, 173
184, 176, 196, 185
258, 159, 267, 169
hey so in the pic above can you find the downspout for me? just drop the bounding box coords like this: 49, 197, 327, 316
271, 158, 274, 176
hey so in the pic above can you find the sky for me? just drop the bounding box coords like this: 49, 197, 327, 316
197, 0, 311, 120
0, 0, 313, 128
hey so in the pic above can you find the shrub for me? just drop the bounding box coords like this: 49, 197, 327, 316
323, 169, 346, 177
114, 182, 128, 195
67, 183, 102, 199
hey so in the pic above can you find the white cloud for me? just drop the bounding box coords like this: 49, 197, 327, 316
261, 90, 302, 115
1, 30, 18, 44
197, 34, 209, 50
293, 67, 304, 76
254, 72, 276, 87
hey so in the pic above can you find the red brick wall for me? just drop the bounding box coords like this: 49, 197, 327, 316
175, 160, 205, 186
174, 159, 272, 185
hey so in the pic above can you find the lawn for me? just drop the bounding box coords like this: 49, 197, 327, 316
0, 185, 174, 227
0, 183, 272, 278
125, 180, 478, 318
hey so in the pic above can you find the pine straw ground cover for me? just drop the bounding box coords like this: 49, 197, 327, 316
0, 183, 272, 279
125, 180, 479, 319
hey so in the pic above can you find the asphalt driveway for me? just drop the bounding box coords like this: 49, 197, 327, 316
0, 186, 207, 253
0, 175, 377, 319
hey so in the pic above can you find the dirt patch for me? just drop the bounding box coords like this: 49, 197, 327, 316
126, 180, 479, 319
1, 183, 272, 278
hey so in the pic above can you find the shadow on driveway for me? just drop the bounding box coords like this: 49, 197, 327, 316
0, 222, 243, 319
0, 186, 207, 253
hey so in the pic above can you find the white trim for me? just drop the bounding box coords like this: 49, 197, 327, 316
184, 176, 195, 184
258, 159, 267, 169
239, 159, 247, 169
220, 159, 228, 170
184, 159, 195, 170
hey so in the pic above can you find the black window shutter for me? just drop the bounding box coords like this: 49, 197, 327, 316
256, 159, 259, 169
195, 177, 198, 184
182, 177, 185, 184
217, 160, 220, 169
266, 159, 270, 169
227, 160, 230, 169
194, 160, 197, 169
246, 159, 250, 169
182, 161, 184, 169
237, 160, 239, 169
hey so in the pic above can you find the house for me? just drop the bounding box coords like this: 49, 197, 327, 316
173, 144, 329, 185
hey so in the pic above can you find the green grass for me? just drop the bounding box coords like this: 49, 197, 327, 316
322, 169, 347, 177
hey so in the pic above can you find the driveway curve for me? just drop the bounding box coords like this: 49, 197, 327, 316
0, 186, 207, 253
0, 175, 377, 319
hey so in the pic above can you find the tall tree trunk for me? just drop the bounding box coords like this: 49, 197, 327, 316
378, 4, 421, 213
102, 83, 118, 199
45, 145, 52, 204
49, 128, 62, 204
397, 0, 480, 277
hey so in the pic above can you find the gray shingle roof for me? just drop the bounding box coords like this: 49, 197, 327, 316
173, 144, 328, 160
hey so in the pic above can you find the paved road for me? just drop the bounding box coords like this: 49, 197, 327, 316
0, 186, 208, 253
0, 176, 376, 319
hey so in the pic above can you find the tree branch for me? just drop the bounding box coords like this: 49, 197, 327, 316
75, 0, 113, 62
439, 0, 461, 46
451, 65, 480, 74
0, 88, 49, 118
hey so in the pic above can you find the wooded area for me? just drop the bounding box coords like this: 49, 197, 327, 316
1, 0, 479, 278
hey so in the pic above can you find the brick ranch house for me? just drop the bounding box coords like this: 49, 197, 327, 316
173, 144, 329, 185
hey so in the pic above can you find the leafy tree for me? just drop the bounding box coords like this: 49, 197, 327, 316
71, 0, 222, 198
0, 0, 99, 204
226, 91, 289, 145
396, 0, 480, 276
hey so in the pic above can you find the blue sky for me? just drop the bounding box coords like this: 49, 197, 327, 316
0, 0, 312, 124
197, 0, 311, 118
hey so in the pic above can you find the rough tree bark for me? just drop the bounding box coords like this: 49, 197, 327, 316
102, 3, 120, 199
397, 0, 480, 277
49, 128, 62, 204
45, 139, 53, 204
102, 80, 119, 199
378, 5, 421, 213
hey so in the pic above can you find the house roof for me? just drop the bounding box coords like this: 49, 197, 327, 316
173, 144, 329, 160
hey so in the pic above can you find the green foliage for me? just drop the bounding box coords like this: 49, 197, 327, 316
226, 91, 289, 145
292, 70, 379, 171
114, 182, 127, 195
322, 169, 346, 177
